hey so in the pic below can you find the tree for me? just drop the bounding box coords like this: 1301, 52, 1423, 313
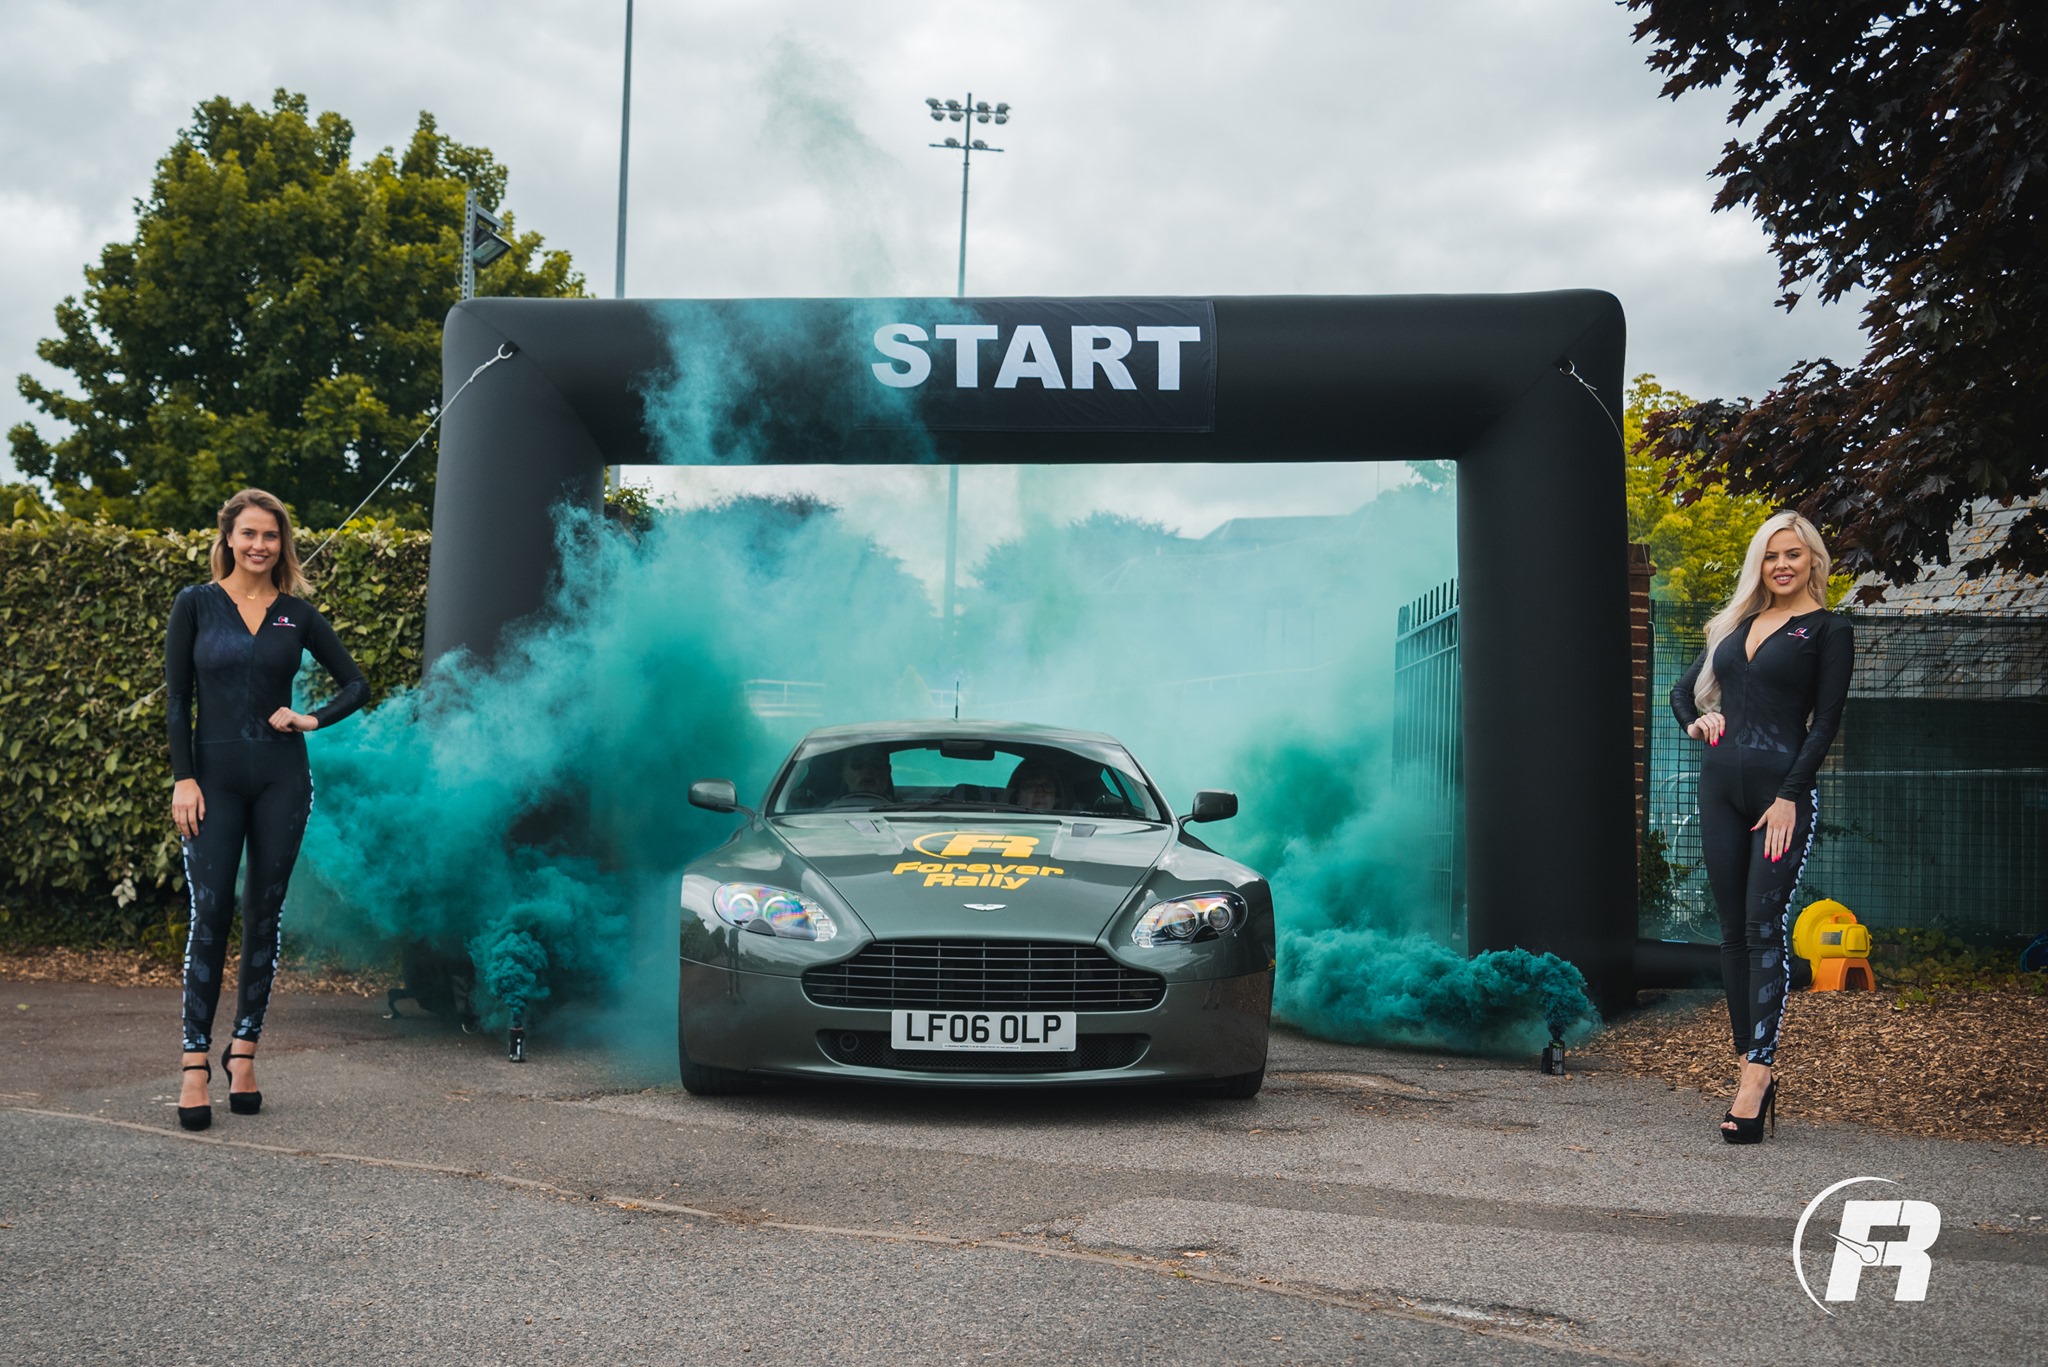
971, 512, 1186, 605
1625, 375, 1777, 604
1628, 374, 1854, 606
10, 90, 584, 530
1626, 2, 2046, 595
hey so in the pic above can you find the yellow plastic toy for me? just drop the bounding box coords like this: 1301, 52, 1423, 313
1792, 899, 1874, 992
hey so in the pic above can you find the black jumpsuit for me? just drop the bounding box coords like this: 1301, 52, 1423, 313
166, 584, 368, 1053
1671, 609, 1852, 1066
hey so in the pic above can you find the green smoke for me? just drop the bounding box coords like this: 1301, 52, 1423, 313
288, 301, 1596, 1058
291, 495, 934, 1035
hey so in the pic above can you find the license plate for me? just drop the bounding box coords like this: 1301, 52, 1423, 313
890, 1010, 1077, 1052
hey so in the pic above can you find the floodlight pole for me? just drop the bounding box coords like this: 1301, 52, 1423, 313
606, 0, 634, 495
943, 92, 971, 638
924, 91, 1010, 640
615, 0, 634, 301
943, 465, 960, 633
954, 91, 973, 298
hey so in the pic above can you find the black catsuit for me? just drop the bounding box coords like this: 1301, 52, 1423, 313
167, 583, 367, 1053
1671, 609, 1852, 1066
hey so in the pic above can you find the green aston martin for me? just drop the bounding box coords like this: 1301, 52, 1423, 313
677, 721, 1274, 1095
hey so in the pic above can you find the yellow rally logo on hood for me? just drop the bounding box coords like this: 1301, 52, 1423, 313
897, 832, 1064, 890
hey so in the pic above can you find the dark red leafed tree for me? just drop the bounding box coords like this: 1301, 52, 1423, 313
1626, 1, 2046, 595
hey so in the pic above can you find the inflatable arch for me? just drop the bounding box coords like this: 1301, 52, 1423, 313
425, 293, 1641, 1007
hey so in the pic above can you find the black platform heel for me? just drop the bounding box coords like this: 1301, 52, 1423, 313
177, 1059, 212, 1131
222, 1044, 262, 1115
1721, 1078, 1777, 1145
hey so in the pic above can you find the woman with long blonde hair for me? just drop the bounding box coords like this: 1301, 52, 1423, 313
1670, 510, 1853, 1144
167, 489, 368, 1130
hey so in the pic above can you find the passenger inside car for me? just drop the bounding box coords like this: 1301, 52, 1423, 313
1005, 758, 1066, 812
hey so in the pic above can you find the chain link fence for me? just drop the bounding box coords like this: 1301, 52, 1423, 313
1646, 604, 2048, 940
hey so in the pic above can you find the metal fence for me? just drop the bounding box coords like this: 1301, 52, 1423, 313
1392, 587, 2048, 943
1393, 581, 1464, 948
1647, 604, 2048, 940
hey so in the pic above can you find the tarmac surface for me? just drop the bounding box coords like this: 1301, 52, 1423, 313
3, 980, 2044, 1366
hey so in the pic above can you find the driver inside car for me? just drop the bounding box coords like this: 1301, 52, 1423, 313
839, 746, 896, 801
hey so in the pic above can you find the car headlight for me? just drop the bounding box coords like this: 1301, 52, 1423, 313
1131, 892, 1243, 947
712, 882, 838, 942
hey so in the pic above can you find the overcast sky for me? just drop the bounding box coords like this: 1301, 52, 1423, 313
2, 0, 1870, 582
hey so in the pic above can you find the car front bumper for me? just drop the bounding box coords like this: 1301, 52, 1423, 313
679, 958, 1272, 1086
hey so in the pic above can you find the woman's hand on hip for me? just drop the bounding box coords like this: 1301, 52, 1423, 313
171, 778, 205, 838
267, 707, 318, 733
1686, 712, 1725, 746
1752, 797, 1798, 863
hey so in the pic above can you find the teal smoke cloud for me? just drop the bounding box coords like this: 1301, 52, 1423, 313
287, 294, 1597, 1052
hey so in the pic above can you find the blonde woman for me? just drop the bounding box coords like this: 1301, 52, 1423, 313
1670, 511, 1853, 1144
167, 490, 368, 1130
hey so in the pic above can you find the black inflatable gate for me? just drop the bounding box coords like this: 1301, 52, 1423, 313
425, 293, 1643, 1008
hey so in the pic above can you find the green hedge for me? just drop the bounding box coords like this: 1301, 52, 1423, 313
0, 506, 429, 948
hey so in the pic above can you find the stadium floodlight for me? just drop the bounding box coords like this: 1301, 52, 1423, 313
920, 92, 1010, 297
471, 212, 513, 267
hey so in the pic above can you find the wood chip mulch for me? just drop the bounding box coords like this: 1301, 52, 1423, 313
0, 946, 389, 998
1594, 988, 2048, 1146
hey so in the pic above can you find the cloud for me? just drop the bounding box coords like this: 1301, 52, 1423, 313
3, 0, 1867, 483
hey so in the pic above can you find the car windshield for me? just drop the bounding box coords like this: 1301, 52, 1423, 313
768, 736, 1166, 821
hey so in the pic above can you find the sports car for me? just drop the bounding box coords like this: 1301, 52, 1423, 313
677, 721, 1273, 1094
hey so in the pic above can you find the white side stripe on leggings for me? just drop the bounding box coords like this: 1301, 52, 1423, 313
1758, 787, 1820, 1065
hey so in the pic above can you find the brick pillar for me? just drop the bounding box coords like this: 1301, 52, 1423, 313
1628, 543, 1654, 839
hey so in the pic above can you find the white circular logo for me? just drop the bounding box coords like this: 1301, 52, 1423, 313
1794, 1176, 1942, 1313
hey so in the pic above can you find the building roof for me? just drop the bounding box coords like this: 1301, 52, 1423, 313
1854, 499, 2046, 615
1200, 514, 1354, 545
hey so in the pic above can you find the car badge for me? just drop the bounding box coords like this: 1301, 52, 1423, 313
963, 903, 1007, 912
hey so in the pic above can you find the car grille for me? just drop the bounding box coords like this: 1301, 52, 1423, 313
817, 1030, 1149, 1073
801, 940, 1166, 1012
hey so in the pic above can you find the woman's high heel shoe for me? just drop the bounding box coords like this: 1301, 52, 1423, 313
177, 1059, 212, 1131
222, 1044, 262, 1115
1721, 1078, 1777, 1145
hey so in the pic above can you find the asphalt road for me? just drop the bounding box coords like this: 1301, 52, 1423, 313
3, 980, 2043, 1366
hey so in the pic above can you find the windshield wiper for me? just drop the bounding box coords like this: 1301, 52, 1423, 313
866, 801, 1057, 814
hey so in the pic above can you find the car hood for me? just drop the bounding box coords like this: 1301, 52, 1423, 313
771, 814, 1173, 941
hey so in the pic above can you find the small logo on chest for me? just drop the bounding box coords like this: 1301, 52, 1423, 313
273, 615, 294, 628
1786, 626, 1810, 640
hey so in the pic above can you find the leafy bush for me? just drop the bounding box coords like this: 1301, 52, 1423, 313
0, 507, 429, 948
1871, 926, 2046, 1004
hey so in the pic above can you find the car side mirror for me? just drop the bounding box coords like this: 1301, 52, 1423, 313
689, 779, 739, 813
1187, 790, 1238, 823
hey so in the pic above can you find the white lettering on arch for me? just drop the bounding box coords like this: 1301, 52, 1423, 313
1070, 326, 1136, 390
993, 325, 1066, 389
870, 324, 932, 388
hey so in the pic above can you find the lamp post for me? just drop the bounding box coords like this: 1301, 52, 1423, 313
460, 188, 513, 301
615, 0, 634, 301
922, 94, 1011, 636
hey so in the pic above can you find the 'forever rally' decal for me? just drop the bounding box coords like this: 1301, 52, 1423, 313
894, 832, 1066, 890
